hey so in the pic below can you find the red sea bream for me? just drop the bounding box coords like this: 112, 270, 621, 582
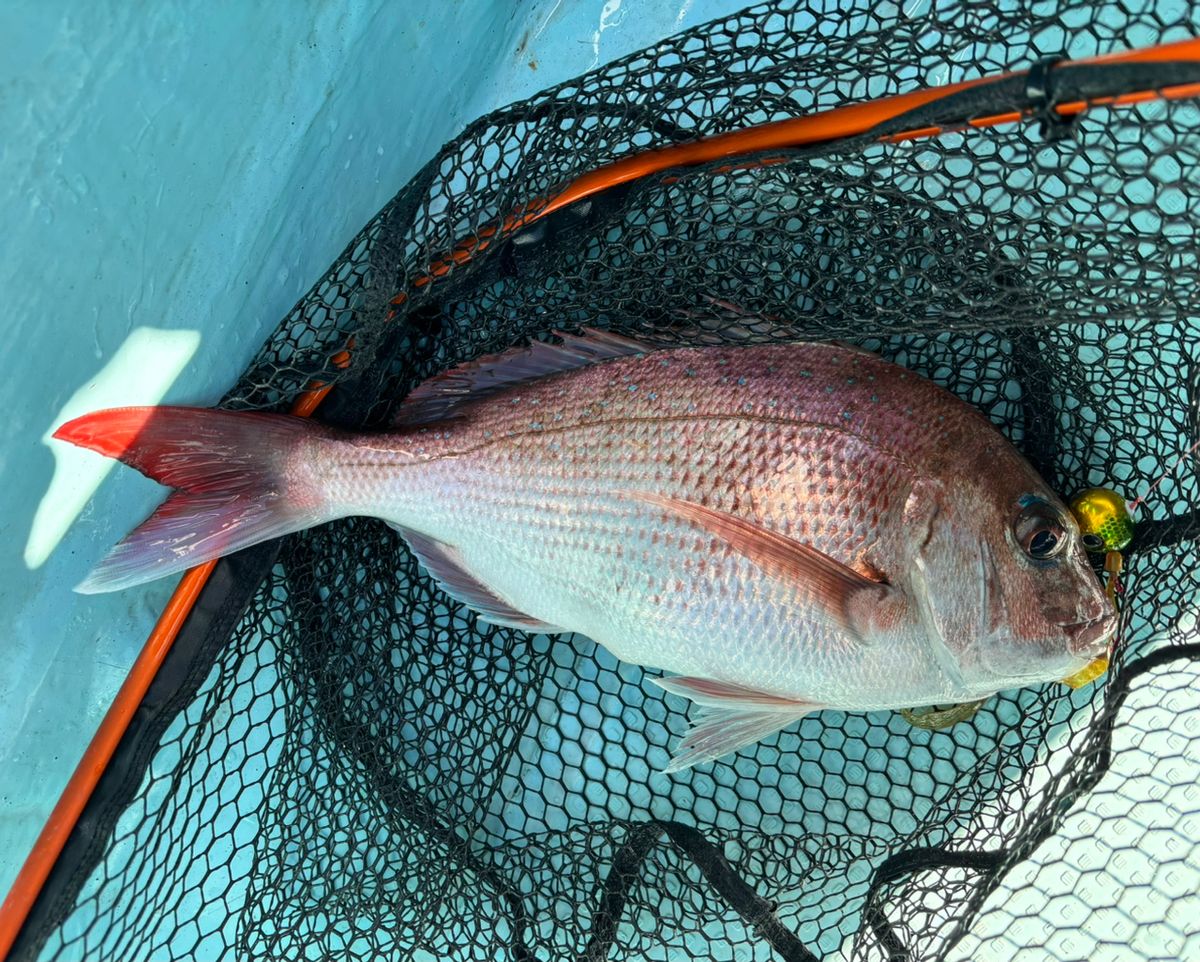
57, 331, 1116, 771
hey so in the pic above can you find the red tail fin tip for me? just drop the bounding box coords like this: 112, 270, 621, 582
57, 406, 329, 593
53, 407, 158, 460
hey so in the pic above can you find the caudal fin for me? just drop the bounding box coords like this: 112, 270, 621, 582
55, 406, 326, 593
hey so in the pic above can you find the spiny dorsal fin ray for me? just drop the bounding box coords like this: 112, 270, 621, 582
393, 327, 652, 426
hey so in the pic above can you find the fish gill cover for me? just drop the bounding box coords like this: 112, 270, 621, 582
13, 1, 1200, 960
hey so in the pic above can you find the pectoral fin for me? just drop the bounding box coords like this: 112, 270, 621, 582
634, 493, 905, 646
650, 675, 821, 773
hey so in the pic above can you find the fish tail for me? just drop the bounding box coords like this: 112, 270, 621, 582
55, 406, 331, 593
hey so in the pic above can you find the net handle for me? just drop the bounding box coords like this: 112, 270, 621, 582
392, 35, 1200, 300
2, 34, 1199, 962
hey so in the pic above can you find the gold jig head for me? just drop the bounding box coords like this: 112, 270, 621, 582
1069, 487, 1134, 554
1060, 487, 1131, 692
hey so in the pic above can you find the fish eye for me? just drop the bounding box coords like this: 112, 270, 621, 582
1014, 502, 1068, 562
1081, 532, 1105, 552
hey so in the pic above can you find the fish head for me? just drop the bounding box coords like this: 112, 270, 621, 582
906, 469, 1117, 691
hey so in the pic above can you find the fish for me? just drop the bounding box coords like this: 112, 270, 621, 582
55, 330, 1117, 772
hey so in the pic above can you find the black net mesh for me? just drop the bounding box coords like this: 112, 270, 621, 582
18, 1, 1200, 960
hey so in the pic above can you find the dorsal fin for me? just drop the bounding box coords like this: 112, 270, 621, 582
393, 327, 652, 425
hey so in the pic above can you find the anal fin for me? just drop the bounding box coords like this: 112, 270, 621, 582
391, 525, 563, 633
651, 675, 820, 773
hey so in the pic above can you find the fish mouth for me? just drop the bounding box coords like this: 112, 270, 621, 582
1062, 612, 1118, 656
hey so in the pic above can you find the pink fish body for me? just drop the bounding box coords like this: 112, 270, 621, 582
58, 332, 1115, 770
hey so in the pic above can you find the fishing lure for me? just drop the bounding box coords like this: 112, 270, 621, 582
1059, 486, 1135, 690
1061, 436, 1200, 693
